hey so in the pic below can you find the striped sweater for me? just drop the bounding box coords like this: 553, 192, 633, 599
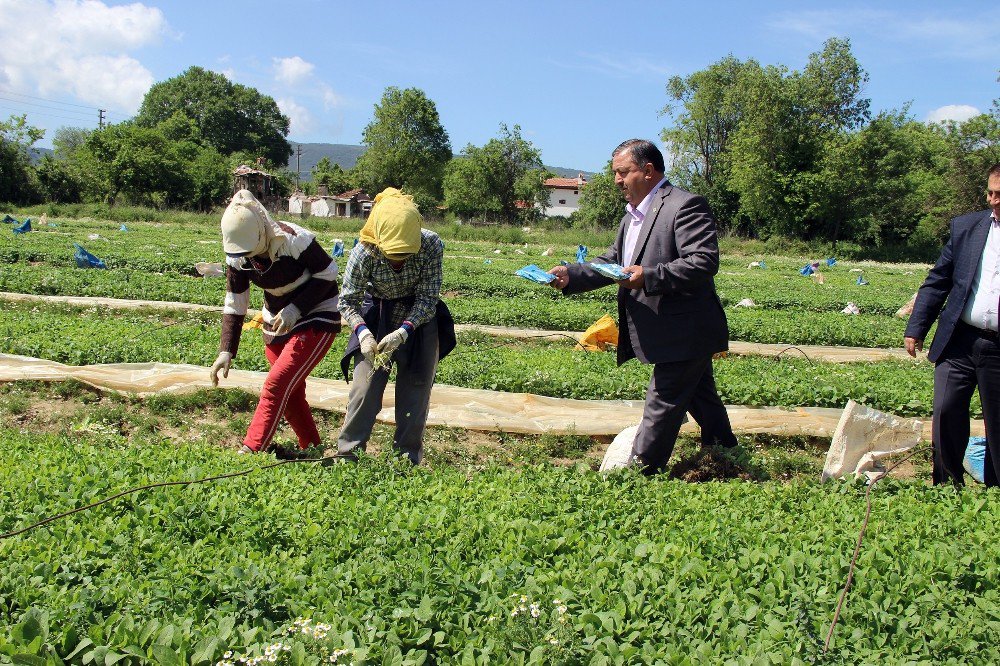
220, 220, 340, 357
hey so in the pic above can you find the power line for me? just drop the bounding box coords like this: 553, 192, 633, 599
0, 104, 99, 126
0, 96, 98, 120
0, 88, 99, 110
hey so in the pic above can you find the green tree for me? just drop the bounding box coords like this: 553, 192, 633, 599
353, 86, 451, 210
661, 55, 763, 228
78, 122, 183, 206
443, 124, 546, 224
728, 38, 871, 239
575, 161, 622, 229
0, 114, 44, 204
135, 66, 291, 165
312, 157, 353, 195
35, 155, 83, 203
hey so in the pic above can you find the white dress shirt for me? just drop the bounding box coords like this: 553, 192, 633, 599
622, 177, 669, 265
960, 213, 1000, 332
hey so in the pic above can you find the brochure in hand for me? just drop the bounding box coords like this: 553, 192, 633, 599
515, 264, 556, 284
589, 262, 632, 280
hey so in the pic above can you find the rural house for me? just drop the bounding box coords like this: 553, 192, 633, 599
541, 173, 587, 217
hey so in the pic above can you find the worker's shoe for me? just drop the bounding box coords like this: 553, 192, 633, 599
237, 444, 257, 454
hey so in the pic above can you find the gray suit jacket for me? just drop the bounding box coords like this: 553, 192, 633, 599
564, 181, 728, 365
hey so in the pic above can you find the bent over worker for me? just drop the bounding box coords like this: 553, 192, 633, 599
209, 189, 340, 455
337, 188, 454, 464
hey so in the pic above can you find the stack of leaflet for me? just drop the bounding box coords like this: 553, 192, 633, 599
515, 264, 555, 284
589, 262, 632, 280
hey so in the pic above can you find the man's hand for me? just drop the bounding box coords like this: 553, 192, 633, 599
904, 336, 923, 358
378, 327, 409, 355
617, 265, 645, 290
271, 304, 300, 336
210, 351, 232, 386
547, 265, 569, 289
358, 328, 378, 363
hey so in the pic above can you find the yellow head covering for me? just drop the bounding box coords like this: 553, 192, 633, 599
359, 188, 422, 260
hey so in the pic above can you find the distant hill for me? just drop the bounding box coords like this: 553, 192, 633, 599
28, 147, 53, 165
286, 142, 593, 181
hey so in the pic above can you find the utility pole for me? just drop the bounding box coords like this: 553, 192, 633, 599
295, 144, 303, 190
98, 109, 106, 129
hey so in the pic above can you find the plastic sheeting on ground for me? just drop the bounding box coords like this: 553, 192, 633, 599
821, 399, 925, 481
1, 353, 960, 438
0, 293, 925, 363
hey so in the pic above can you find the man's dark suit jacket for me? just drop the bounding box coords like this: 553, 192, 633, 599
564, 182, 728, 366
906, 209, 996, 363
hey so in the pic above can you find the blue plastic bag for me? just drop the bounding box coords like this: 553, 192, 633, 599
590, 262, 632, 280
12, 218, 31, 234
515, 264, 555, 284
119, 223, 128, 232
352, 237, 359, 248
799, 263, 815, 276
73, 243, 107, 269
826, 257, 837, 267
2, 214, 17, 224
576, 245, 588, 263
332, 239, 344, 257
964, 437, 986, 483
856, 274, 869, 286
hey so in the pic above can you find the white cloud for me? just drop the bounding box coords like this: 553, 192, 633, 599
321, 84, 343, 110
767, 10, 993, 59
0, 0, 166, 114
277, 97, 314, 135
555, 52, 671, 80
274, 56, 315, 86
927, 104, 981, 124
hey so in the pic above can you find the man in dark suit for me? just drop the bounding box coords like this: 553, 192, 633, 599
905, 163, 1000, 487
547, 139, 736, 473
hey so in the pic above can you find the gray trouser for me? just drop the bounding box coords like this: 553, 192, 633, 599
337, 318, 439, 464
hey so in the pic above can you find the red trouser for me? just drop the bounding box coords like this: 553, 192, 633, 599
243, 327, 335, 451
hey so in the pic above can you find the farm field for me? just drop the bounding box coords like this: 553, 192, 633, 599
3, 210, 995, 665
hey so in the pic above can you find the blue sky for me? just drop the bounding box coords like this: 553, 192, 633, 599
0, 0, 996, 172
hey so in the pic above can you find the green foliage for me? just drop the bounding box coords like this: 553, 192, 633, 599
0, 114, 44, 204
310, 157, 353, 195
2, 433, 1000, 662
353, 87, 452, 208
134, 66, 292, 166
443, 124, 546, 224
574, 161, 622, 229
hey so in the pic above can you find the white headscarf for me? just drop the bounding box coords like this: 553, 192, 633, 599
220, 190, 286, 260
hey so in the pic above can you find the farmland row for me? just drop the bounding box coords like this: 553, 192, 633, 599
0, 263, 923, 349
1, 431, 996, 663
0, 302, 948, 416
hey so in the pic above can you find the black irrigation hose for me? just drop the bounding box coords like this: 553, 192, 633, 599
0, 457, 325, 541
773, 345, 816, 364
823, 444, 932, 655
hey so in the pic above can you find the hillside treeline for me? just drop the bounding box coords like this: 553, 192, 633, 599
1, 40, 997, 249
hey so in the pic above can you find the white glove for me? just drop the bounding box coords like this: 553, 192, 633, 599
377, 327, 409, 355
359, 328, 378, 364
210, 351, 232, 386
271, 304, 300, 336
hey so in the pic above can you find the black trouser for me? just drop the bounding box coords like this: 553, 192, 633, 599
932, 320, 1000, 487
631, 354, 736, 474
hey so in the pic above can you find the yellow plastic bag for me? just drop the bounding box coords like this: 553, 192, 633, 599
576, 314, 619, 352
242, 313, 264, 331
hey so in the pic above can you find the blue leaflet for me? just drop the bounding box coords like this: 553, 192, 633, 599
590, 262, 632, 280
515, 264, 555, 284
